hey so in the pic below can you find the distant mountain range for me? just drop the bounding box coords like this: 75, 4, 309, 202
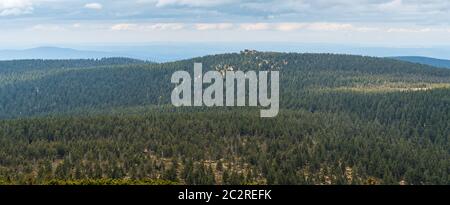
391, 56, 450, 69
0, 47, 130, 60
2, 46, 450, 69
0, 46, 195, 62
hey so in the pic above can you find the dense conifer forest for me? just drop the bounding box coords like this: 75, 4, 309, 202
0, 53, 449, 185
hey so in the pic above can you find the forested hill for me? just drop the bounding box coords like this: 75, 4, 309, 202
1, 52, 450, 119
0, 51, 449, 185
392, 56, 450, 69
0, 57, 147, 73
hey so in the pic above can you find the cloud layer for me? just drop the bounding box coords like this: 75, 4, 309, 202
2, 0, 450, 23
84, 3, 103, 10
1, 0, 450, 45
0, 0, 33, 16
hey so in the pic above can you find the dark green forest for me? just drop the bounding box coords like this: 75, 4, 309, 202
0, 53, 449, 185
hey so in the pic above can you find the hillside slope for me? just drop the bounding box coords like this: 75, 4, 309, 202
392, 56, 450, 69
0, 51, 449, 185
1, 52, 450, 118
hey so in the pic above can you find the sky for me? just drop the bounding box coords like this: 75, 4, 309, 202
1, 0, 450, 47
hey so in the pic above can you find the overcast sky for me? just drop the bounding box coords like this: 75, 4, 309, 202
1, 0, 450, 47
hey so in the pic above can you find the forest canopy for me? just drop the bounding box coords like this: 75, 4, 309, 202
0, 52, 449, 185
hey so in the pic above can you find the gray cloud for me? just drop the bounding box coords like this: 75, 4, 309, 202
1, 0, 448, 24
1, 0, 450, 45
